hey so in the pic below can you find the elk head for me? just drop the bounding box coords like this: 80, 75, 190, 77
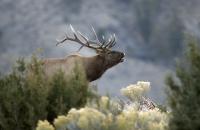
56, 25, 125, 81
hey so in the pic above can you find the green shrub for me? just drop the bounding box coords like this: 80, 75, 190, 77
0, 56, 90, 130
47, 63, 89, 122
166, 39, 200, 130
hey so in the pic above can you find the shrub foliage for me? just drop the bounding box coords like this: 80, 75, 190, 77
166, 39, 200, 130
36, 81, 168, 130
0, 56, 90, 130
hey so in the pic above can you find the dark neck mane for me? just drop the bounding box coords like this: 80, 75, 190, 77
83, 55, 107, 82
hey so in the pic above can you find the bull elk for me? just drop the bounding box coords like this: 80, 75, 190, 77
43, 25, 125, 81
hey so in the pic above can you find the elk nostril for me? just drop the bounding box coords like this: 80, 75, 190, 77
122, 53, 125, 57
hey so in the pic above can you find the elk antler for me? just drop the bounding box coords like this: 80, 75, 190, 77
56, 25, 117, 52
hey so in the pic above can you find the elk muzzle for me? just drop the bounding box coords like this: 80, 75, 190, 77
120, 52, 125, 62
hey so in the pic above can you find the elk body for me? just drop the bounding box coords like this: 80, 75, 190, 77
43, 25, 125, 82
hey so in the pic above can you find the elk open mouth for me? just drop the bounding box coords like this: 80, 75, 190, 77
120, 53, 125, 62
120, 56, 125, 62
120, 58, 124, 62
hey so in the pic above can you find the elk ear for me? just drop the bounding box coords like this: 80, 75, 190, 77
96, 50, 105, 58
96, 49, 103, 55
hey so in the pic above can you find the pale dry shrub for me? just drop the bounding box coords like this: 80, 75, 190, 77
36, 81, 168, 130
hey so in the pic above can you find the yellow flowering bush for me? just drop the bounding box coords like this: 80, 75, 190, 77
121, 81, 150, 101
36, 120, 54, 130
54, 116, 69, 130
36, 81, 168, 130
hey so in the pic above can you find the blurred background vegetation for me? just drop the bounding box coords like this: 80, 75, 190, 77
1, 0, 200, 129
1, 0, 200, 103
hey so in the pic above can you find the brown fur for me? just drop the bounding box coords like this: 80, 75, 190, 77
48, 26, 125, 81
43, 51, 124, 82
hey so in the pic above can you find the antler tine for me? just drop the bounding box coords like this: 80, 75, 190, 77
56, 34, 68, 46
70, 24, 76, 34
57, 25, 103, 51
104, 33, 117, 49
77, 31, 89, 43
77, 31, 101, 46
100, 35, 107, 47
70, 25, 79, 41
100, 38, 107, 47
110, 34, 116, 48
102, 35, 105, 41
70, 24, 83, 43
71, 30, 94, 50
56, 24, 73, 46
104, 34, 113, 48
91, 26, 101, 45
56, 25, 117, 51
56, 25, 77, 46
77, 45, 84, 52
111, 40, 117, 47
